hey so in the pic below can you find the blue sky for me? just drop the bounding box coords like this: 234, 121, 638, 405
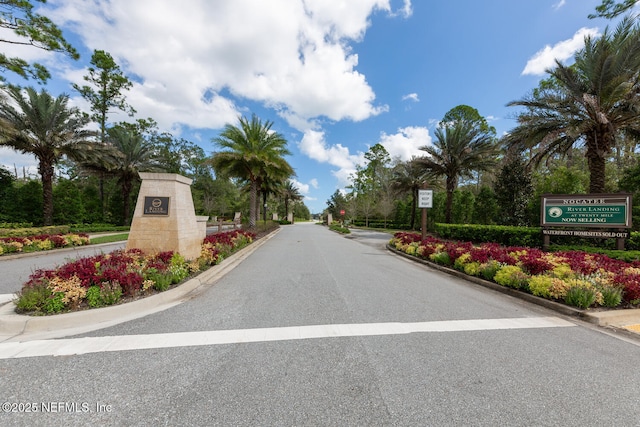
0, 0, 628, 214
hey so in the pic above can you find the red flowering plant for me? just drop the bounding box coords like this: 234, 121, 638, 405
202, 229, 255, 261
14, 229, 258, 315
0, 233, 90, 255
389, 232, 639, 309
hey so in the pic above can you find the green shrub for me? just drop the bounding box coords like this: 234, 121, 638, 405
146, 268, 173, 291
86, 285, 103, 308
600, 286, 623, 308
434, 223, 542, 247
565, 286, 598, 309
43, 292, 66, 314
69, 223, 130, 233
0, 222, 33, 229
0, 225, 70, 238
429, 251, 451, 266
100, 282, 122, 306
494, 265, 529, 290
463, 262, 481, 276
478, 260, 501, 281
329, 224, 350, 234
627, 231, 640, 251
528, 275, 554, 298
453, 253, 471, 271
169, 253, 189, 284
15, 284, 50, 313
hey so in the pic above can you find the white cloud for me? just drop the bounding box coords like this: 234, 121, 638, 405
44, 0, 399, 133
379, 126, 430, 161
290, 177, 319, 202
291, 178, 310, 195
522, 27, 599, 76
396, 0, 413, 18
0, 148, 39, 178
298, 129, 365, 186
298, 125, 429, 188
553, 0, 566, 10
402, 93, 419, 102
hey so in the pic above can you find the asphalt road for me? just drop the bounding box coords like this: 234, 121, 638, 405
1, 223, 639, 426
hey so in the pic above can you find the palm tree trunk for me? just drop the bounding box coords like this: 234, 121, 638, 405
588, 154, 607, 193
284, 197, 289, 219
410, 187, 417, 230
40, 161, 55, 226
445, 176, 456, 223
249, 180, 257, 228
587, 133, 607, 193
122, 179, 132, 226
99, 174, 105, 222
262, 190, 267, 223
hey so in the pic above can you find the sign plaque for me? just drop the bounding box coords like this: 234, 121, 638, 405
143, 196, 170, 216
418, 189, 433, 208
541, 194, 631, 228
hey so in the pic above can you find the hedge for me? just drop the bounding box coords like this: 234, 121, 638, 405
433, 223, 640, 252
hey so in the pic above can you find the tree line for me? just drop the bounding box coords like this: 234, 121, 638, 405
0, 2, 307, 228
328, 4, 640, 231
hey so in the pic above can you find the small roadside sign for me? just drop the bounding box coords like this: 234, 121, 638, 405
418, 189, 433, 208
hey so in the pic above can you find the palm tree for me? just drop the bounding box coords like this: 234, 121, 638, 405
506, 17, 640, 194
79, 125, 164, 225
281, 180, 303, 221
390, 158, 428, 230
105, 126, 164, 225
0, 86, 96, 225
417, 121, 498, 223
210, 114, 293, 228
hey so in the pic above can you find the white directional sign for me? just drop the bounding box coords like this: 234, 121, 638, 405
418, 189, 433, 208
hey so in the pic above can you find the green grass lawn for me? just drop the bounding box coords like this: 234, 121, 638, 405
90, 233, 129, 244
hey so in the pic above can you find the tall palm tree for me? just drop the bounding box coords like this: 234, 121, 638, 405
210, 114, 293, 228
0, 86, 96, 225
281, 180, 303, 221
417, 121, 498, 223
105, 126, 164, 225
506, 17, 640, 193
390, 157, 428, 230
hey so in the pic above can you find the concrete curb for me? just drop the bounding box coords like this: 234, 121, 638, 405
386, 244, 640, 331
0, 228, 280, 342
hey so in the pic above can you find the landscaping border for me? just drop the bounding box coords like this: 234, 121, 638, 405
0, 228, 281, 342
386, 243, 640, 330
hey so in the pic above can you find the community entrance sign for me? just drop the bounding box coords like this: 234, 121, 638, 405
540, 193, 632, 250
127, 173, 208, 260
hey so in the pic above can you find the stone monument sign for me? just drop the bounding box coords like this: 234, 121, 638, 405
127, 173, 208, 260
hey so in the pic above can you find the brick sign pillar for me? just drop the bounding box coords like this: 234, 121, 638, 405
127, 173, 206, 260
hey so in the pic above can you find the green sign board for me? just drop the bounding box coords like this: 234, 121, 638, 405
541, 194, 632, 228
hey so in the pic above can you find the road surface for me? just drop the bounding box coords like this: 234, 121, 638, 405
0, 223, 639, 426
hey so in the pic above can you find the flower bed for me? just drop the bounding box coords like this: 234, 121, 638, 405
14, 229, 256, 315
0, 233, 91, 255
389, 232, 640, 310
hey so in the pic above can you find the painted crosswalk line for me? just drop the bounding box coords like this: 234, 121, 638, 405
0, 316, 575, 359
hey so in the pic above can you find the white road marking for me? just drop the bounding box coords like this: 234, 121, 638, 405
0, 317, 575, 359
0, 294, 14, 305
